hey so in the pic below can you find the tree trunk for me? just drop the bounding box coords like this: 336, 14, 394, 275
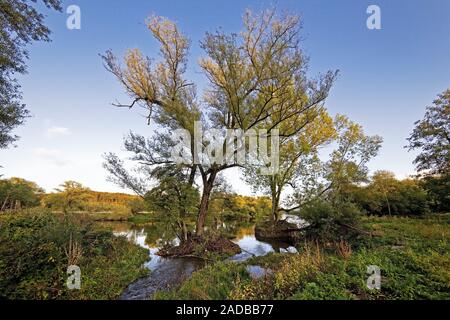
272, 194, 281, 222
1, 194, 9, 211
188, 166, 197, 186
270, 180, 281, 223
181, 221, 189, 242
382, 190, 392, 216
196, 171, 217, 236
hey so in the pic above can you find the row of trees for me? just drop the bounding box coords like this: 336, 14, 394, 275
42, 181, 143, 214
0, 179, 142, 214
341, 171, 440, 216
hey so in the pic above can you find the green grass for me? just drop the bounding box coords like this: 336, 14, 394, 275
0, 209, 149, 300
154, 262, 250, 300
155, 214, 450, 300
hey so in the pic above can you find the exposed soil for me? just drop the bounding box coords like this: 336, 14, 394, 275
157, 235, 241, 258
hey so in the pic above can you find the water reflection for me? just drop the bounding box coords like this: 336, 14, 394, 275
101, 221, 299, 267
99, 216, 304, 300
246, 265, 272, 279
230, 225, 298, 262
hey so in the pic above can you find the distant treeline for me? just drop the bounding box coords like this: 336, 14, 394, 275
0, 173, 448, 217
340, 171, 449, 216
0, 179, 143, 214
209, 193, 272, 221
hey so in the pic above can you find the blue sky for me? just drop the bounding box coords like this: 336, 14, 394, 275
1, 0, 450, 194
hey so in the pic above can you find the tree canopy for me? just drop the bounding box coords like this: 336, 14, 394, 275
0, 0, 61, 149
407, 88, 450, 176
102, 9, 337, 237
0, 177, 44, 211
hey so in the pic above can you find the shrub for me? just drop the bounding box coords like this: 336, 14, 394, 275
0, 210, 148, 299
301, 199, 362, 241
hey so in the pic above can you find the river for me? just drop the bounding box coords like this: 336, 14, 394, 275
98, 216, 304, 300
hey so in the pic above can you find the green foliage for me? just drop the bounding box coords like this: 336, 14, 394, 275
289, 115, 383, 220
145, 174, 199, 220
325, 115, 383, 192
162, 215, 450, 300
42, 181, 141, 216
154, 262, 249, 300
127, 212, 154, 224
246, 252, 288, 269
209, 193, 271, 222
0, 209, 148, 300
128, 198, 150, 215
407, 89, 450, 176
420, 174, 450, 213
342, 171, 430, 216
0, 177, 44, 211
144, 168, 200, 241
300, 199, 362, 241
0, 0, 62, 149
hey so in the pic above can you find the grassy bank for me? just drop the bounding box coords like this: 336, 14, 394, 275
155, 214, 450, 300
0, 209, 149, 300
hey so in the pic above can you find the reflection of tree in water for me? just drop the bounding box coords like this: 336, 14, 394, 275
97, 221, 131, 233
144, 221, 177, 248
220, 220, 255, 239
264, 239, 294, 253
233, 225, 256, 240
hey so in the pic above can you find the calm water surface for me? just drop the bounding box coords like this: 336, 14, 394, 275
99, 216, 303, 300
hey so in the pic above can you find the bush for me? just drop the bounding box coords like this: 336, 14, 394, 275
300, 199, 362, 241
230, 245, 326, 300
0, 210, 148, 299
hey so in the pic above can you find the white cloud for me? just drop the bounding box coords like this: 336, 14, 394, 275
47, 126, 71, 137
34, 148, 70, 166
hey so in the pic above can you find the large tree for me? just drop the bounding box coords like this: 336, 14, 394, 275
0, 0, 61, 149
102, 9, 336, 237
407, 89, 450, 176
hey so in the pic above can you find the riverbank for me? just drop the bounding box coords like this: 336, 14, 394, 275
154, 214, 450, 300
116, 221, 297, 299
2, 210, 448, 300
0, 209, 149, 299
